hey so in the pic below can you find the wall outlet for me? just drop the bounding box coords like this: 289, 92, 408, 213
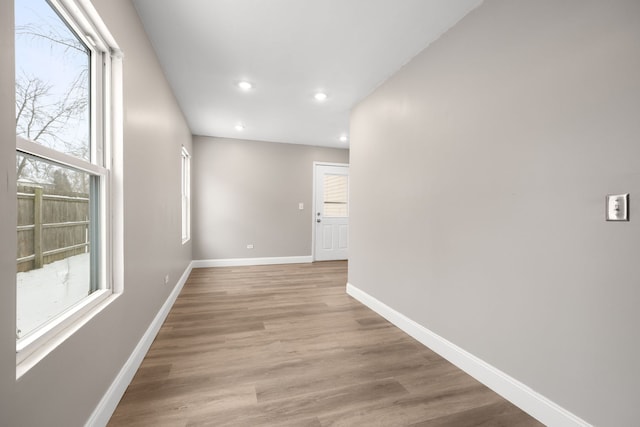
164, 275, 169, 285
247, 244, 254, 249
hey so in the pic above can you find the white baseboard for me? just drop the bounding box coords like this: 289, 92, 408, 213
85, 261, 194, 427
192, 255, 313, 268
346, 282, 591, 427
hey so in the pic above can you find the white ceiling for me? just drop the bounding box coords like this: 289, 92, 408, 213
132, 0, 482, 148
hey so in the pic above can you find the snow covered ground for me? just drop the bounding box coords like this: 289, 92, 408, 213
17, 253, 90, 338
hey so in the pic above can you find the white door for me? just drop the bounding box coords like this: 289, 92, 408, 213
314, 163, 349, 261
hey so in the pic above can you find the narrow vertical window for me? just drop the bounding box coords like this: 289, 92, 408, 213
15, 0, 121, 366
323, 174, 349, 217
181, 146, 191, 244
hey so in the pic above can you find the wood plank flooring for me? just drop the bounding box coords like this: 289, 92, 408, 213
108, 261, 543, 427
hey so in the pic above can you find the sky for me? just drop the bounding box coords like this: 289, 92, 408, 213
15, 0, 90, 160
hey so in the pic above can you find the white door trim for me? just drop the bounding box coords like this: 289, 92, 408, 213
312, 162, 349, 261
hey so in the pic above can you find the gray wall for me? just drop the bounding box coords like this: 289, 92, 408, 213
193, 136, 349, 260
349, 1, 640, 426
0, 0, 193, 425
0, 0, 17, 421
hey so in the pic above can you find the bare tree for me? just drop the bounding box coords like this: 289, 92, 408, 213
15, 73, 88, 171
15, 11, 90, 193
17, 19, 87, 56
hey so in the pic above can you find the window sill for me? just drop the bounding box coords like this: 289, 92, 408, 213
16, 290, 120, 379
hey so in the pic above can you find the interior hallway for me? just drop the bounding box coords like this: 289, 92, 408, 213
108, 262, 541, 426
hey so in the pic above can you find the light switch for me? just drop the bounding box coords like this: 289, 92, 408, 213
606, 193, 629, 221
298, 202, 304, 210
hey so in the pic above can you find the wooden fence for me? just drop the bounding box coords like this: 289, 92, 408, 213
17, 184, 89, 273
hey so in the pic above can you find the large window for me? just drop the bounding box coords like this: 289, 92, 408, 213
181, 146, 191, 244
15, 0, 120, 365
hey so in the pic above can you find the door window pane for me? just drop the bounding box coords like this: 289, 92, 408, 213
15, 0, 90, 160
16, 154, 96, 339
323, 174, 348, 217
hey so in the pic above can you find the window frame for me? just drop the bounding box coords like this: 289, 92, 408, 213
15, 0, 123, 371
181, 146, 191, 244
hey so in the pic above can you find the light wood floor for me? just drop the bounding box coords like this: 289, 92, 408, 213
108, 261, 543, 427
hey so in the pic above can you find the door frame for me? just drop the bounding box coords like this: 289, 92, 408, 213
312, 161, 350, 261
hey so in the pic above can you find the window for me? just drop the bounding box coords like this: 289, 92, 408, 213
323, 174, 349, 217
181, 146, 191, 243
15, 0, 121, 366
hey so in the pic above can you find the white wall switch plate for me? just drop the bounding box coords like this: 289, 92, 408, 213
606, 193, 629, 221
247, 244, 254, 249
298, 202, 304, 210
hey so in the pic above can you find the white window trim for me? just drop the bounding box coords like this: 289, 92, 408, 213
16, 138, 107, 176
181, 146, 191, 244
15, 0, 124, 375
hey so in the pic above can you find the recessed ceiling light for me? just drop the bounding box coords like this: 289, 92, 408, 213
235, 123, 245, 131
237, 81, 252, 90
314, 92, 328, 101
339, 135, 348, 143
